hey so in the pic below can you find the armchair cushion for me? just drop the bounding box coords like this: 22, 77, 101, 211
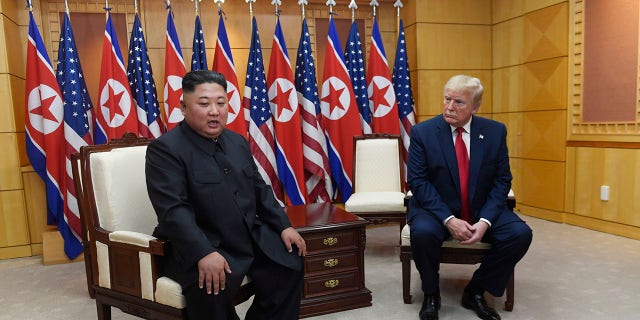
345, 191, 406, 212
401, 224, 491, 249
155, 276, 187, 309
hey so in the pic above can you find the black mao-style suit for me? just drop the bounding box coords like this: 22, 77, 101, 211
146, 122, 302, 319
407, 114, 532, 297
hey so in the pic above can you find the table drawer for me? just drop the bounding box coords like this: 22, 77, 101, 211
304, 229, 360, 254
303, 270, 362, 298
304, 250, 359, 275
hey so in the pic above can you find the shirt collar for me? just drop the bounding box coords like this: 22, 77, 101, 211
450, 117, 472, 134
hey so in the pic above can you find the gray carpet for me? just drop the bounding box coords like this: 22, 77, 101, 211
1, 214, 640, 319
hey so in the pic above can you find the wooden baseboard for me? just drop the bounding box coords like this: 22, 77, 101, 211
564, 213, 640, 241
519, 205, 640, 241
42, 229, 84, 265
518, 205, 564, 223
0, 245, 33, 260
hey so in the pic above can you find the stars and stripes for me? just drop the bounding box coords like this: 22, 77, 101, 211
367, 18, 400, 134
163, 8, 186, 131
296, 18, 332, 203
127, 13, 164, 139
191, 15, 208, 71
56, 12, 93, 259
95, 12, 139, 144
319, 17, 363, 202
26, 11, 82, 259
213, 11, 247, 138
392, 19, 416, 181
243, 16, 284, 205
267, 17, 307, 206
345, 21, 371, 134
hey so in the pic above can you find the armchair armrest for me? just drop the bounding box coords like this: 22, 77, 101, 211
109, 230, 156, 247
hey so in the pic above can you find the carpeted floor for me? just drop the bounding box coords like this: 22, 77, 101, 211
1, 214, 639, 320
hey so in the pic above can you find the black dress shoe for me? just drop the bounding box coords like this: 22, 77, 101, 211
419, 293, 440, 320
461, 291, 501, 320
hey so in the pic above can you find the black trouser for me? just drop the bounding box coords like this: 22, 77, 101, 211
410, 211, 532, 297
182, 247, 303, 320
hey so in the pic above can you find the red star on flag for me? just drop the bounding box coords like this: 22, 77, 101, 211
270, 82, 295, 118
105, 84, 125, 123
322, 82, 346, 115
32, 93, 58, 122
371, 81, 391, 114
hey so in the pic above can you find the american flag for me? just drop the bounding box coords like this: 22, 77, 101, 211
243, 16, 284, 204
127, 13, 164, 139
55, 12, 92, 259
296, 18, 332, 203
95, 12, 138, 144
191, 15, 207, 71
26, 11, 82, 258
319, 17, 363, 202
213, 11, 247, 138
267, 17, 307, 206
163, 8, 186, 131
345, 21, 371, 134
367, 18, 400, 134
392, 19, 416, 179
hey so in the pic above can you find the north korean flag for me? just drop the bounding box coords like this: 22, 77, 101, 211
267, 17, 307, 205
212, 11, 247, 138
320, 17, 363, 202
367, 18, 400, 134
95, 12, 139, 144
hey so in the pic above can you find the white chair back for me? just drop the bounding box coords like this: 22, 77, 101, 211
90, 145, 156, 235
354, 137, 402, 193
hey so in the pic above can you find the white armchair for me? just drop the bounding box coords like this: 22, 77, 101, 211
344, 134, 407, 239
72, 133, 252, 320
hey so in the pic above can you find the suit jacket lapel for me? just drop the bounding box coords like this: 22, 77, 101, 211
436, 116, 460, 192
468, 117, 484, 207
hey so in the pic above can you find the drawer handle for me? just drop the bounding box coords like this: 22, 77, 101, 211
323, 237, 338, 246
324, 279, 340, 288
323, 258, 339, 268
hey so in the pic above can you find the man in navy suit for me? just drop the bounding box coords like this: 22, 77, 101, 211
407, 75, 532, 320
146, 70, 306, 320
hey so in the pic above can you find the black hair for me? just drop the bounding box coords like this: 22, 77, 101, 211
182, 70, 227, 93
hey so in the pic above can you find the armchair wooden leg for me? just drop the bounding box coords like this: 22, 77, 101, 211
504, 271, 514, 311
400, 249, 413, 304
96, 299, 112, 320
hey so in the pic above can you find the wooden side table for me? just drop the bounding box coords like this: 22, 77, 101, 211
285, 203, 372, 318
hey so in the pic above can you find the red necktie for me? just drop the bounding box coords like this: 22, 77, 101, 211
455, 127, 472, 223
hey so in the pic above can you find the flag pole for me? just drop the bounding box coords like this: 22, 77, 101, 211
298, 0, 307, 18
215, 0, 225, 19
192, 0, 201, 16
271, 0, 281, 18
394, 0, 403, 38
326, 0, 335, 19
104, 0, 110, 19
26, 0, 32, 12
348, 0, 357, 23
64, 0, 69, 15
370, 0, 379, 19
246, 0, 256, 19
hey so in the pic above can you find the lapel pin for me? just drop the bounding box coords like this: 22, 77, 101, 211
479, 134, 484, 140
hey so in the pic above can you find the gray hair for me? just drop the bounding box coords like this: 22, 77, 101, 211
443, 75, 483, 107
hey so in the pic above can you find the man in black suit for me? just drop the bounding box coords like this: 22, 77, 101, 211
407, 75, 532, 320
146, 70, 306, 320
